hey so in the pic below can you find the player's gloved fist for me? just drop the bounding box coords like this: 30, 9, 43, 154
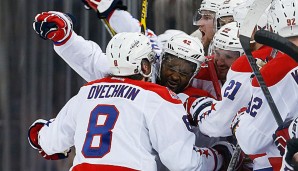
28, 119, 71, 160
230, 107, 247, 136
273, 120, 294, 156
33, 11, 74, 45
82, 0, 127, 19
211, 141, 243, 170
39, 148, 71, 160
283, 138, 298, 170
184, 96, 213, 126
28, 119, 47, 149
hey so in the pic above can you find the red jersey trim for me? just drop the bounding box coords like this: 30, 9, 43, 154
268, 157, 282, 171
252, 54, 298, 87
231, 46, 273, 73
72, 163, 139, 171
84, 77, 182, 104
248, 153, 266, 160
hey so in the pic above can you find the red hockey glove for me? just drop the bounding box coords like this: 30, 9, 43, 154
184, 96, 213, 126
33, 11, 74, 45
273, 120, 292, 156
81, 0, 127, 19
28, 119, 71, 160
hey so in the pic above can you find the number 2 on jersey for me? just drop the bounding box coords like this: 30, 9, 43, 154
246, 96, 263, 117
82, 105, 119, 158
223, 80, 242, 100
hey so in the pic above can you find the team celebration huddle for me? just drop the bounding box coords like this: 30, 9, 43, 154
27, 0, 298, 170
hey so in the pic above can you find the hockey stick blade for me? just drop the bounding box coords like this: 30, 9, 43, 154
254, 30, 298, 63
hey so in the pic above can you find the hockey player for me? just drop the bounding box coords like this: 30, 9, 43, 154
233, 0, 298, 170
185, 1, 277, 169
193, 0, 225, 54
215, 0, 247, 31
185, 21, 243, 136
32, 10, 214, 103
28, 32, 226, 171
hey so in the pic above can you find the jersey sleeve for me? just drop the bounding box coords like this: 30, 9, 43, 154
197, 70, 253, 137
38, 95, 79, 155
109, 10, 141, 33
145, 99, 220, 171
54, 32, 110, 82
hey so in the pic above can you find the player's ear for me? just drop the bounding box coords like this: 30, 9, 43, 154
141, 59, 151, 76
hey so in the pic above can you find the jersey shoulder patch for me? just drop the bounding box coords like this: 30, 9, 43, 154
252, 54, 298, 87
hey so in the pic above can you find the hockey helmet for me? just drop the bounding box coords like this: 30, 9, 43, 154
268, 0, 298, 38
213, 22, 244, 55
106, 32, 155, 77
160, 34, 206, 79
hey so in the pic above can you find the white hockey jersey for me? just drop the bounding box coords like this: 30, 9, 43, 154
235, 53, 298, 170
193, 46, 273, 137
38, 77, 222, 171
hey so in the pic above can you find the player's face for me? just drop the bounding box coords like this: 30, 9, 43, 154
159, 54, 197, 93
197, 10, 216, 53
214, 47, 240, 82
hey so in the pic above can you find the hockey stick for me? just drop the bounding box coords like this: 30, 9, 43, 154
254, 30, 298, 63
140, 0, 148, 34
227, 0, 275, 170
206, 57, 222, 100
101, 19, 116, 37
81, 0, 117, 37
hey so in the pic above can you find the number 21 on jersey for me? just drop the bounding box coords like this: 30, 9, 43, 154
82, 104, 119, 158
223, 80, 242, 100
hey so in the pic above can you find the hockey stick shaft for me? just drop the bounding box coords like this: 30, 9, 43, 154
254, 30, 298, 63
101, 19, 116, 37
206, 58, 222, 100
140, 0, 148, 34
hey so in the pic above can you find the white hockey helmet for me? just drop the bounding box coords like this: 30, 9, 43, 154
157, 29, 187, 47
200, 0, 225, 12
217, 0, 247, 19
233, 0, 270, 30
213, 22, 244, 54
106, 32, 155, 77
215, 0, 247, 30
193, 0, 225, 25
268, 0, 298, 38
161, 34, 206, 77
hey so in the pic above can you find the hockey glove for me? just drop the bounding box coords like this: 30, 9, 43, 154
230, 107, 247, 136
184, 96, 213, 126
82, 0, 127, 19
211, 141, 243, 170
273, 120, 294, 156
33, 11, 74, 45
283, 138, 298, 170
28, 119, 70, 160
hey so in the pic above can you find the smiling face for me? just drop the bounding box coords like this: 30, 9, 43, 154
159, 54, 197, 94
197, 10, 216, 53
214, 47, 240, 82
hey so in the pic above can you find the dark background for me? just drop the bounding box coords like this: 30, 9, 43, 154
0, 0, 202, 170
